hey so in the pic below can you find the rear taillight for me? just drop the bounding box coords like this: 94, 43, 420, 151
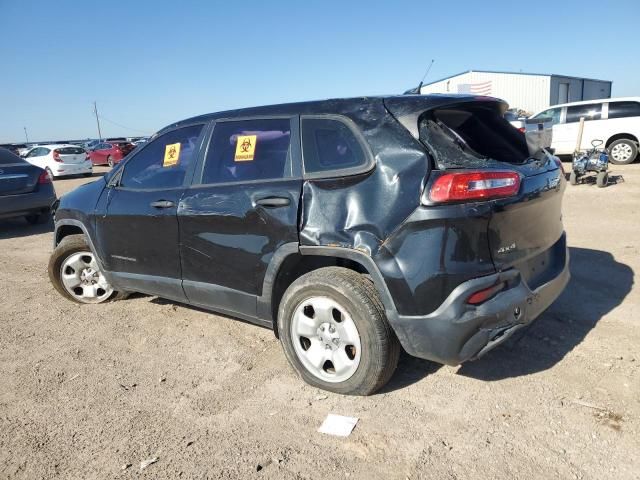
52, 149, 62, 162
466, 282, 505, 305
37, 170, 52, 184
428, 170, 521, 203
517, 127, 525, 133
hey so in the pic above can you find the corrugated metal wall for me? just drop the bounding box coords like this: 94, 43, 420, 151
420, 71, 552, 114
549, 76, 612, 105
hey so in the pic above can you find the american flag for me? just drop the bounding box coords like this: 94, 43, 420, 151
457, 81, 492, 96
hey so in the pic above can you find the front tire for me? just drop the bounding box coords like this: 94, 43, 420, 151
608, 138, 638, 165
278, 267, 400, 395
596, 171, 608, 188
48, 234, 125, 304
569, 170, 578, 185
107, 155, 114, 168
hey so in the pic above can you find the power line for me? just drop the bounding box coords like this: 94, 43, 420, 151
97, 114, 151, 135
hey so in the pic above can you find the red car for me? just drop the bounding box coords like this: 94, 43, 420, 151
88, 142, 135, 167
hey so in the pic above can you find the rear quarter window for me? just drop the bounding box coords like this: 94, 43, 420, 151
608, 101, 640, 119
301, 117, 370, 177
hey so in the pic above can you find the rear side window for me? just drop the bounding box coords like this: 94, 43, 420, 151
301, 117, 368, 175
120, 124, 204, 189
58, 147, 85, 155
608, 101, 640, 119
201, 118, 292, 184
566, 104, 602, 123
28, 147, 49, 157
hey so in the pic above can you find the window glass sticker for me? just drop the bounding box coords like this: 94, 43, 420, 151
234, 134, 257, 162
163, 142, 181, 167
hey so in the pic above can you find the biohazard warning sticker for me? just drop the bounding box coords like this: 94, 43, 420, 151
234, 135, 257, 162
163, 143, 181, 167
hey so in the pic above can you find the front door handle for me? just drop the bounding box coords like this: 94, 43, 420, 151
150, 200, 175, 209
255, 196, 291, 207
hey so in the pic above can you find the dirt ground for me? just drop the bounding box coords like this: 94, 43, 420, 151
1, 164, 638, 479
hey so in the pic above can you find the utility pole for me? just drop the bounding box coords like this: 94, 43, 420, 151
23, 127, 29, 143
93, 101, 103, 140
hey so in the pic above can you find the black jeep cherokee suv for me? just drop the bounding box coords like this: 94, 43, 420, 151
49, 95, 569, 395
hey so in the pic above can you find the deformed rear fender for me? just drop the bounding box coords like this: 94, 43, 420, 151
298, 245, 399, 322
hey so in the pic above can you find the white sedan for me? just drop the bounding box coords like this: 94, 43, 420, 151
23, 144, 93, 178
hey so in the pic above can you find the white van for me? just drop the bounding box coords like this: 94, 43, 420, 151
531, 97, 640, 164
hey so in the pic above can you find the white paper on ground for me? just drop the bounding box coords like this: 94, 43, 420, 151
318, 414, 359, 437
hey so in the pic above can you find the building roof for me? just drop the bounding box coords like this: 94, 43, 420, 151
423, 70, 612, 86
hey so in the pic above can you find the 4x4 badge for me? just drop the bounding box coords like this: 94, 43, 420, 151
497, 242, 516, 254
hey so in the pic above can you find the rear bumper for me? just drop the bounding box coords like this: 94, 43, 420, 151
388, 244, 570, 366
0, 186, 57, 220
52, 161, 92, 177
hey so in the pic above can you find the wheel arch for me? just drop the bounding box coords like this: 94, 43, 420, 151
605, 133, 639, 147
260, 244, 397, 338
53, 219, 112, 283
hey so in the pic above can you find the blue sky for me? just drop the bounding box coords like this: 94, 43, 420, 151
1, 0, 638, 143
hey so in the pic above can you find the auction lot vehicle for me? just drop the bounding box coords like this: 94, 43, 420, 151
23, 144, 93, 178
0, 148, 56, 224
531, 97, 640, 164
88, 141, 135, 167
49, 95, 569, 395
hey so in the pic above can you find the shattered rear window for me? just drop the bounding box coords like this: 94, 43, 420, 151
419, 105, 530, 169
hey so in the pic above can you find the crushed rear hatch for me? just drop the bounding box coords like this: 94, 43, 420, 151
385, 96, 566, 286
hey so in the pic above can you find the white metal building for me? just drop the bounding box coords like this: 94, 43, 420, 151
419, 70, 612, 114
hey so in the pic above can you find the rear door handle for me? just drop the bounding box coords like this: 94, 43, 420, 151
150, 200, 175, 208
255, 196, 291, 207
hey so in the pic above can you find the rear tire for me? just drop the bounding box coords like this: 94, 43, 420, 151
48, 234, 127, 304
608, 138, 638, 165
569, 171, 578, 185
107, 155, 114, 168
596, 171, 608, 188
278, 267, 400, 395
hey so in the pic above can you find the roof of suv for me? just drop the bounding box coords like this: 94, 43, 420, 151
545, 96, 640, 110
162, 94, 503, 133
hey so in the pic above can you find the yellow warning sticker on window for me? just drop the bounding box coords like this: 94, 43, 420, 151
234, 135, 257, 162
163, 143, 181, 167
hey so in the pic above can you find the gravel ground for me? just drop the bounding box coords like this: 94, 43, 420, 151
1, 164, 638, 479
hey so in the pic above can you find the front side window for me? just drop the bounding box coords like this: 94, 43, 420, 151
534, 108, 561, 125
301, 117, 368, 175
608, 101, 640, 119
201, 118, 292, 184
566, 104, 602, 123
119, 124, 204, 189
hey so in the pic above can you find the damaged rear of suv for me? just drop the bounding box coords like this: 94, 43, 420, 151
49, 94, 569, 395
